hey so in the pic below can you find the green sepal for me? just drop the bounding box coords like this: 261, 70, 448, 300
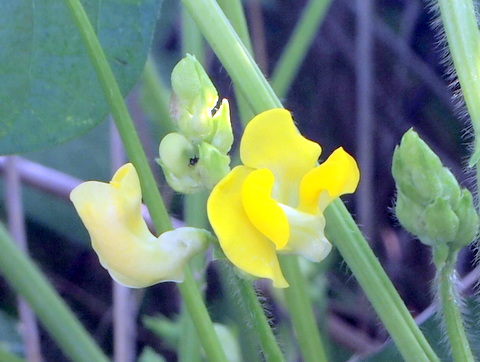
423, 198, 459, 245
171, 53, 217, 112
210, 99, 234, 154
454, 189, 479, 247
197, 142, 231, 189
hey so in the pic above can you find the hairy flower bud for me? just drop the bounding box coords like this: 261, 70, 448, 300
159, 55, 233, 193
392, 129, 478, 253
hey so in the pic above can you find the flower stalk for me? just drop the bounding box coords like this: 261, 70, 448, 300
63, 0, 227, 360
435, 250, 474, 362
280, 256, 328, 362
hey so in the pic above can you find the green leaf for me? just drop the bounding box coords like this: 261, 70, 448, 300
0, 0, 161, 154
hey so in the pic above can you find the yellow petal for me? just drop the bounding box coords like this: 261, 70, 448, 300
299, 147, 360, 213
241, 168, 289, 250
207, 166, 289, 288
70, 164, 206, 288
240, 109, 321, 204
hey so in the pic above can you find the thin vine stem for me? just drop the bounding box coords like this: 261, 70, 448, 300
280, 256, 328, 362
270, 0, 332, 98
436, 0, 480, 167
435, 250, 474, 362
63, 1, 227, 361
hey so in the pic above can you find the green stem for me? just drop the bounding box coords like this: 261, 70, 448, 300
0, 224, 108, 362
182, 0, 281, 114
280, 256, 328, 362
216, 263, 262, 362
435, 250, 474, 362
182, 0, 438, 360
142, 56, 175, 135
270, 0, 332, 98
216, 0, 255, 127
177, 268, 227, 362
218, 263, 285, 361
436, 0, 480, 167
236, 276, 286, 362
326, 201, 438, 361
64, 1, 227, 361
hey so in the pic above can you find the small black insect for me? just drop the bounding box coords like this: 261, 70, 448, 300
189, 156, 199, 166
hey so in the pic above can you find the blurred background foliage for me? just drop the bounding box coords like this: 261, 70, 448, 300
0, 0, 477, 360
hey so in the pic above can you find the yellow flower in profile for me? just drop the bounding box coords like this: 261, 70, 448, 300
207, 109, 359, 288
70, 163, 208, 288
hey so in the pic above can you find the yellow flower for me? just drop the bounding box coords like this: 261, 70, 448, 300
207, 109, 359, 288
70, 163, 208, 288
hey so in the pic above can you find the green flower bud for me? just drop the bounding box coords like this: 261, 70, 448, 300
158, 135, 230, 194
393, 129, 478, 251
176, 100, 213, 142
395, 191, 427, 242
160, 55, 233, 193
158, 132, 203, 193
423, 197, 459, 245
197, 141, 230, 190
171, 54, 217, 112
454, 189, 479, 247
392, 129, 447, 204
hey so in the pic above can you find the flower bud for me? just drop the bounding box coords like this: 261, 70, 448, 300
197, 141, 230, 190
455, 189, 479, 247
171, 54, 217, 112
393, 129, 478, 252
158, 132, 202, 194
159, 55, 233, 193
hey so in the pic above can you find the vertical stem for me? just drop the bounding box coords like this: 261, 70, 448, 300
436, 251, 474, 362
436, 0, 480, 167
325, 201, 439, 361
216, 0, 255, 127
64, 1, 227, 361
246, 0, 268, 74
280, 257, 328, 362
110, 121, 136, 362
236, 278, 286, 362
5, 156, 43, 362
356, 0, 374, 240
271, 0, 332, 98
142, 57, 175, 135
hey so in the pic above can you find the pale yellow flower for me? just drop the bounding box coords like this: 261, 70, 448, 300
207, 109, 359, 288
70, 163, 208, 288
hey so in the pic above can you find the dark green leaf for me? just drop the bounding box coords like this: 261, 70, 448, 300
0, 0, 160, 154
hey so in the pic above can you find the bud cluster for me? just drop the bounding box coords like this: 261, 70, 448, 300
392, 129, 478, 258
158, 54, 233, 193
